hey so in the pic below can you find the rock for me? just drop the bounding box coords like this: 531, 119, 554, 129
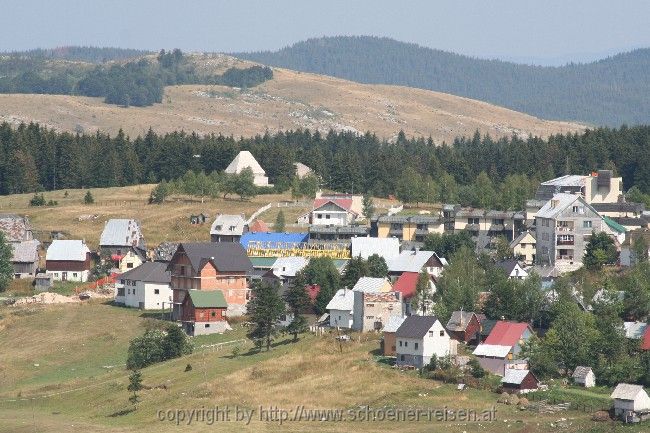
507, 394, 520, 406
518, 397, 529, 406
591, 411, 610, 422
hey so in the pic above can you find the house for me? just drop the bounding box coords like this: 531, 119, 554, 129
382, 315, 406, 356
45, 240, 91, 282
535, 193, 608, 273
387, 250, 446, 278
533, 171, 623, 205
168, 242, 252, 318
572, 366, 596, 388
350, 237, 400, 261
495, 260, 529, 280
10, 240, 40, 278
620, 228, 650, 267
210, 214, 247, 242
262, 256, 309, 292
99, 219, 146, 268
115, 262, 172, 310
501, 369, 539, 394
181, 289, 230, 336
354, 291, 402, 332
473, 321, 534, 375
395, 315, 454, 368
373, 214, 444, 243
34, 273, 52, 291
446, 311, 482, 343
247, 219, 270, 233
225, 150, 271, 187
450, 208, 525, 247
294, 162, 313, 179
610, 383, 650, 423
392, 271, 436, 315
0, 214, 34, 242
299, 197, 358, 226
510, 231, 536, 265
326, 288, 355, 328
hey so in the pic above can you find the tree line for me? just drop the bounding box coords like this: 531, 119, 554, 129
2, 122, 650, 210
0, 49, 273, 107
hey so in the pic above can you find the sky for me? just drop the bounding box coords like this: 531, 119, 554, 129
2, 0, 650, 65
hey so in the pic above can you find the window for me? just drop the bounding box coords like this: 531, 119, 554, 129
132, 289, 136, 295
439, 330, 445, 337
414, 342, 419, 350
583, 220, 592, 228
205, 324, 210, 328
366, 316, 373, 320
211, 311, 216, 317
127, 262, 134, 269
154, 289, 160, 294
317, 214, 323, 219
180, 266, 185, 276
366, 303, 375, 307
428, 331, 433, 337
400, 355, 405, 361
73, 273, 78, 277
468, 218, 479, 225
399, 341, 403, 347
325, 214, 331, 219
404, 341, 408, 347
117, 287, 124, 296
572, 206, 579, 213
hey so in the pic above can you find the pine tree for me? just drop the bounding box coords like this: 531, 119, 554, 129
284, 274, 310, 341
274, 210, 286, 233
0, 232, 13, 292
341, 256, 369, 290
246, 281, 285, 351
127, 369, 143, 407
83, 190, 94, 204
367, 254, 388, 278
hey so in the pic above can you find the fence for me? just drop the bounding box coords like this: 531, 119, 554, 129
199, 339, 247, 352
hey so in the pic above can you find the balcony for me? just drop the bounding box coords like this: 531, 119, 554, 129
388, 229, 403, 237
557, 239, 575, 246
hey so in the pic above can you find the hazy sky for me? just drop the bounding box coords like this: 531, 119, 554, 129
2, 0, 650, 65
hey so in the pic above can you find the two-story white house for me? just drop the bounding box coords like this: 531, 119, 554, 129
395, 315, 454, 368
115, 262, 172, 310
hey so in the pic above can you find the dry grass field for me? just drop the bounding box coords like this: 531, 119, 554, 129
0, 185, 310, 249
0, 301, 623, 433
0, 55, 585, 144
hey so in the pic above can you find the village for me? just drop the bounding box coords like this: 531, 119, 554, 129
2, 148, 650, 427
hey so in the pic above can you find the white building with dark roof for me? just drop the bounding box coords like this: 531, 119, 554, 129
115, 262, 172, 310
395, 315, 453, 368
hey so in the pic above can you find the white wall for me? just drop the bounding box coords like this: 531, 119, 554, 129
312, 211, 349, 226
396, 320, 450, 359
48, 270, 89, 283
119, 280, 173, 310
329, 309, 353, 329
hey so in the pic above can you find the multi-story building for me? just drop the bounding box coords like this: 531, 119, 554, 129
535, 193, 606, 271
373, 214, 444, 243
168, 242, 252, 318
210, 214, 247, 243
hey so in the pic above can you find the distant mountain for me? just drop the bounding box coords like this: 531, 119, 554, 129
235, 36, 650, 126
1, 46, 152, 63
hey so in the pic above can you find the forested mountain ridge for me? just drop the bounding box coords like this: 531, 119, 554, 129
234, 36, 650, 126
0, 46, 152, 63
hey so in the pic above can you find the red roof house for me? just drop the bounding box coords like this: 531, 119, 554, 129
392, 272, 419, 299
248, 219, 270, 233
484, 321, 534, 347
642, 326, 650, 351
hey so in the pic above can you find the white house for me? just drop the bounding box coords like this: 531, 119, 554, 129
572, 366, 596, 388
610, 383, 650, 423
395, 315, 454, 368
298, 197, 358, 226
210, 214, 247, 242
45, 239, 92, 282
115, 262, 172, 310
495, 260, 529, 280
326, 288, 355, 329
225, 150, 271, 187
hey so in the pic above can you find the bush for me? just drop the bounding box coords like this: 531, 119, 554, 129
84, 190, 94, 204
468, 357, 486, 378
29, 193, 46, 206
126, 325, 192, 369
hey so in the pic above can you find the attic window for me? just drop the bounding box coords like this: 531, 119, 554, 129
439, 330, 444, 337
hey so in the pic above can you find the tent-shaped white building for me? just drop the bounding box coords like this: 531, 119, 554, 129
225, 151, 271, 187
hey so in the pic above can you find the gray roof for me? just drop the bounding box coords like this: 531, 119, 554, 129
120, 262, 171, 284
541, 175, 586, 187
611, 383, 648, 401
46, 240, 90, 262
536, 193, 599, 220
383, 315, 406, 333
351, 237, 400, 260
11, 240, 40, 263
501, 369, 534, 385
387, 250, 435, 273
456, 208, 486, 218
352, 277, 389, 293
446, 311, 477, 332
495, 260, 523, 276
396, 315, 440, 339
99, 219, 145, 248
210, 214, 246, 236
0, 214, 32, 242
572, 366, 593, 380
152, 242, 179, 262
270, 256, 309, 277
592, 202, 645, 214
172, 242, 252, 273
326, 288, 355, 311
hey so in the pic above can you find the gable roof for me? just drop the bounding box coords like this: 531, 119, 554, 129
224, 150, 265, 175
248, 219, 270, 233
572, 366, 594, 380
495, 260, 520, 276
484, 321, 531, 347
172, 242, 252, 273
11, 240, 40, 263
603, 215, 627, 234
120, 262, 171, 284
392, 272, 419, 299
46, 240, 90, 262
472, 344, 512, 358
312, 198, 355, 213
383, 315, 406, 333
326, 288, 354, 311
611, 383, 647, 401
239, 232, 309, 249
350, 237, 400, 260
501, 369, 535, 385
446, 311, 478, 332
0, 214, 32, 242
270, 256, 309, 277
510, 230, 535, 248
387, 250, 435, 273
99, 219, 144, 248
396, 315, 439, 339
536, 193, 598, 220
152, 242, 180, 262
352, 277, 390, 293
187, 289, 227, 309
210, 214, 246, 236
